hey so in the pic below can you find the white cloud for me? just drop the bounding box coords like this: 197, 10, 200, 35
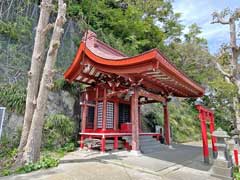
172, 0, 239, 54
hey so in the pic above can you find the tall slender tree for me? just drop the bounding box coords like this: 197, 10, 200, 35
22, 0, 66, 163
16, 0, 66, 164
17, 0, 53, 159
211, 8, 240, 129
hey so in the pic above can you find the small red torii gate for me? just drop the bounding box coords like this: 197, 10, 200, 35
196, 105, 217, 164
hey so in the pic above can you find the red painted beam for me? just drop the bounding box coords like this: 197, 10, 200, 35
138, 88, 166, 103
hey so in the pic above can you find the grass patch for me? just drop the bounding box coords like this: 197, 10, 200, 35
0, 142, 76, 177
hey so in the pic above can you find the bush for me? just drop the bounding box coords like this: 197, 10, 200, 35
0, 134, 19, 177
60, 142, 75, 152
0, 17, 32, 41
0, 132, 20, 160
16, 156, 59, 174
53, 78, 82, 96
43, 114, 75, 149
142, 100, 201, 143
0, 84, 26, 114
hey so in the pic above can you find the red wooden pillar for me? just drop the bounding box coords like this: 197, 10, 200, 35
114, 101, 119, 131
131, 87, 140, 152
138, 105, 142, 132
101, 135, 106, 153
199, 110, 209, 164
102, 88, 107, 131
113, 100, 119, 150
80, 92, 88, 149
234, 149, 239, 166
114, 136, 118, 150
94, 87, 99, 130
163, 103, 170, 146
209, 113, 217, 158
80, 135, 84, 149
81, 92, 88, 133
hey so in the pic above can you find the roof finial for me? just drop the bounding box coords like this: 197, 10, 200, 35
82, 30, 97, 42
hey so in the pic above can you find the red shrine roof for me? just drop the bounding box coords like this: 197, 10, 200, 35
64, 31, 204, 98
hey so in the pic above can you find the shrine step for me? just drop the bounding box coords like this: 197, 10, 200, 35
122, 135, 162, 153
140, 138, 162, 154
105, 139, 125, 150
140, 140, 160, 146
140, 144, 162, 154
122, 135, 156, 142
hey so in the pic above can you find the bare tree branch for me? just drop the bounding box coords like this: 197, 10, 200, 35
234, 8, 240, 18
42, 23, 54, 34
214, 60, 232, 78
211, 12, 229, 24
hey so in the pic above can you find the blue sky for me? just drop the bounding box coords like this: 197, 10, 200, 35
172, 0, 239, 54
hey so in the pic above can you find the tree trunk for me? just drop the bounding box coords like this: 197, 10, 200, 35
22, 0, 66, 163
18, 0, 53, 157
233, 97, 240, 129
211, 9, 240, 131
233, 79, 240, 130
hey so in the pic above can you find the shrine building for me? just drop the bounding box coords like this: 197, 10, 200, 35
64, 31, 205, 154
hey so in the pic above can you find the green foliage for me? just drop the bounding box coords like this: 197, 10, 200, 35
165, 23, 236, 133
0, 20, 19, 40
1, 169, 11, 176
0, 84, 26, 114
0, 0, 237, 144
0, 16, 32, 41
184, 24, 207, 46
234, 167, 240, 180
43, 114, 75, 149
59, 142, 75, 152
70, 0, 182, 55
53, 78, 82, 96
67, 2, 82, 17
16, 156, 59, 174
169, 101, 201, 142
142, 100, 201, 143
0, 133, 20, 160
0, 133, 20, 176
0, 148, 17, 176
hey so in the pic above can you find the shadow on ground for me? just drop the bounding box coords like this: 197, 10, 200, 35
60, 143, 213, 173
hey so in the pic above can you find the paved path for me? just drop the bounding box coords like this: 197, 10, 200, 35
1, 143, 221, 180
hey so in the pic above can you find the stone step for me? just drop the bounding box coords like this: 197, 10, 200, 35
211, 165, 233, 178
140, 146, 162, 154
140, 143, 161, 149
105, 141, 125, 150
123, 136, 157, 141
122, 136, 132, 142
139, 138, 157, 142
122, 135, 163, 153
140, 139, 159, 144
140, 143, 162, 149
140, 136, 155, 139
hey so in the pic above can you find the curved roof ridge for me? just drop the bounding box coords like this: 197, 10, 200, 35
64, 30, 205, 97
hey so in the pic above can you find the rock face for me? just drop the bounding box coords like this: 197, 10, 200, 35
1, 90, 79, 139
46, 90, 75, 117
1, 111, 23, 139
